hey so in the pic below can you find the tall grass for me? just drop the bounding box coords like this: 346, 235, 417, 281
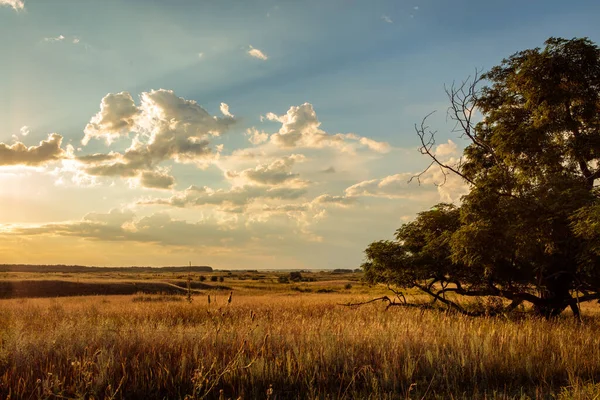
1, 294, 600, 399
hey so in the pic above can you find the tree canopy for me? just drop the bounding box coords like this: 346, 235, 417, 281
362, 37, 600, 318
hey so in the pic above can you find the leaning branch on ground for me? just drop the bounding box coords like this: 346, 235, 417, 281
341, 276, 600, 318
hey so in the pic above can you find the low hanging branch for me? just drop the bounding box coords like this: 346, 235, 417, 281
339, 295, 436, 312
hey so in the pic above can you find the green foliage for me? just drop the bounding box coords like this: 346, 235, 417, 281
364, 37, 600, 317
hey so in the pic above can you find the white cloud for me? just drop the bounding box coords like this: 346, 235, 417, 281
266, 103, 390, 153
140, 184, 307, 213
344, 138, 468, 203
19, 126, 29, 136
0, 134, 66, 166
220, 103, 234, 117
357, 136, 391, 153
75, 89, 236, 188
245, 127, 269, 145
345, 173, 421, 199
248, 45, 268, 60
381, 15, 393, 23
198, 52, 204, 58
225, 154, 306, 187
83, 92, 139, 145
0, 0, 24, 11
434, 139, 458, 158
43, 35, 65, 43
42, 35, 85, 46
312, 194, 356, 207
345, 161, 469, 203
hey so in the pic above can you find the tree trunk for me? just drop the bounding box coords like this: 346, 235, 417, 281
534, 273, 573, 318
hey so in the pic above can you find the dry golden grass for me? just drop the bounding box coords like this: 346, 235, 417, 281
1, 291, 600, 399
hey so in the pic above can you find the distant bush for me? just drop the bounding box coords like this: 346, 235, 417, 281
278, 276, 289, 284
199, 275, 206, 282
289, 271, 303, 282
344, 283, 352, 290
210, 276, 218, 282
332, 269, 353, 274
219, 276, 224, 282
291, 286, 312, 293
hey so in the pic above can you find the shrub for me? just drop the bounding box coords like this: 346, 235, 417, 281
289, 271, 302, 282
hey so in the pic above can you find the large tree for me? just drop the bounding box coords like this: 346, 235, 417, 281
362, 37, 600, 318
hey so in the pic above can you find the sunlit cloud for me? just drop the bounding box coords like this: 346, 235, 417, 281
381, 15, 393, 23
0, 134, 66, 167
220, 103, 234, 117
245, 127, 269, 145
345, 140, 469, 203
0, 0, 24, 11
248, 45, 268, 60
265, 103, 390, 153
75, 89, 236, 189
139, 184, 307, 213
43, 35, 65, 43
42, 34, 84, 45
225, 154, 307, 187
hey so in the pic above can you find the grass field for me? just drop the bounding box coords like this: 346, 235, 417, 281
0, 270, 600, 399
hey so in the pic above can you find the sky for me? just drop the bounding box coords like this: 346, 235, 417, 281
1, 0, 599, 269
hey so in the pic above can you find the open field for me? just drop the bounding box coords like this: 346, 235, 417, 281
0, 270, 600, 399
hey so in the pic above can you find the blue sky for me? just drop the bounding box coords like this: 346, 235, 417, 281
1, 0, 599, 269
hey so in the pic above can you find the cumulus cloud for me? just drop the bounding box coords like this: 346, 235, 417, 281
225, 154, 306, 186
20, 126, 29, 136
311, 194, 356, 206
140, 170, 175, 190
0, 134, 66, 166
248, 45, 268, 60
345, 173, 421, 199
266, 103, 390, 153
140, 184, 307, 212
434, 139, 458, 158
83, 92, 139, 145
245, 127, 269, 145
0, 0, 24, 11
74, 89, 236, 188
220, 103, 233, 118
343, 138, 468, 202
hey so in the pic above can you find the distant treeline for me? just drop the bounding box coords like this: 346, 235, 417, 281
0, 264, 213, 273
